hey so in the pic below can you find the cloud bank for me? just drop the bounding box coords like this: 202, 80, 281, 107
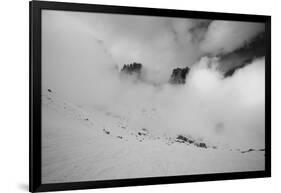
200, 20, 264, 55
42, 10, 265, 149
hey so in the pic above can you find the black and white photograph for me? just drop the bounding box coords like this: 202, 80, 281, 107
41, 9, 266, 184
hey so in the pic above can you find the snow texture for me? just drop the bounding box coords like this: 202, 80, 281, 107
42, 90, 264, 183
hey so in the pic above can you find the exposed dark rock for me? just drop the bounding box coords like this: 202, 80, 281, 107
169, 66, 190, 84
141, 128, 148, 132
175, 135, 208, 148
121, 62, 142, 75
47, 89, 52, 93
224, 62, 248, 77
103, 129, 110, 135
176, 135, 188, 142
240, 148, 265, 154
138, 131, 147, 136
175, 135, 195, 144
221, 33, 265, 78
195, 142, 207, 148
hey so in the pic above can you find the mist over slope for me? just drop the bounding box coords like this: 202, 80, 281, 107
42, 10, 265, 150
41, 10, 266, 183
113, 57, 265, 149
42, 89, 264, 183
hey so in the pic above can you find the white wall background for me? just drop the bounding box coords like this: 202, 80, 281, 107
0, 0, 279, 192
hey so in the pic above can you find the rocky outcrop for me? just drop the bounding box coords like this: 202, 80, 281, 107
120, 63, 191, 84
221, 33, 265, 78
223, 62, 248, 77
175, 135, 195, 144
175, 134, 209, 149
121, 62, 142, 75
169, 66, 190, 84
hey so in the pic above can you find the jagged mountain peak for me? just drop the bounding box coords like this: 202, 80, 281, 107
121, 62, 142, 75
169, 66, 190, 84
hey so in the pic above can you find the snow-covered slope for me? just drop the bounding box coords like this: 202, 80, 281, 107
42, 89, 265, 184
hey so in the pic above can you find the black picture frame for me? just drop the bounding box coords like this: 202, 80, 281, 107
29, 1, 271, 192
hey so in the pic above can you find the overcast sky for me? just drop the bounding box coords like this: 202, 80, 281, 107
42, 10, 264, 84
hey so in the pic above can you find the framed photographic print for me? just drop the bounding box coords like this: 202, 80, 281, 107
30, 1, 271, 192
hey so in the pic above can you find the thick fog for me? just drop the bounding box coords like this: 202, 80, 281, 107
42, 10, 265, 149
